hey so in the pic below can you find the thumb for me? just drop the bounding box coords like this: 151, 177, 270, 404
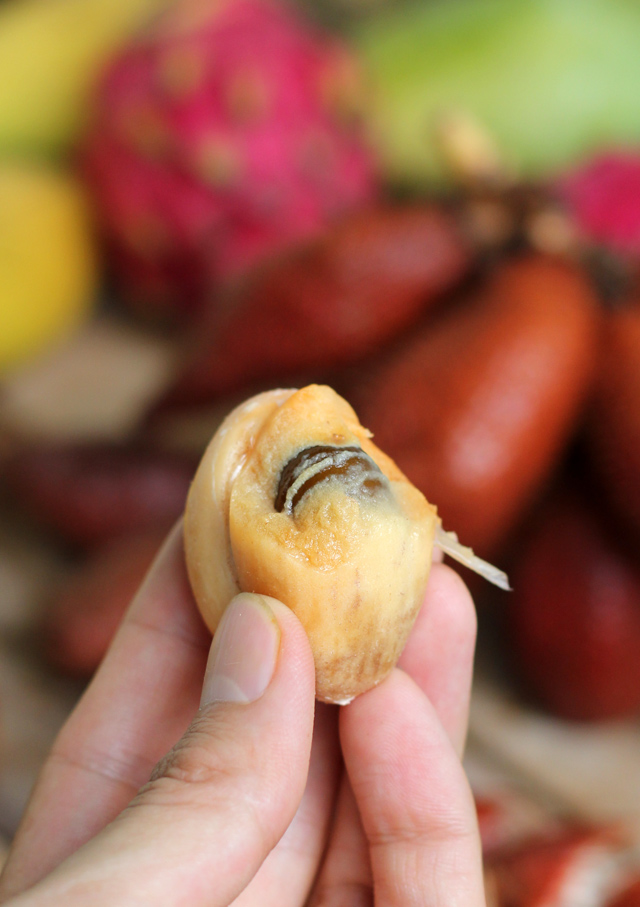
26, 594, 317, 907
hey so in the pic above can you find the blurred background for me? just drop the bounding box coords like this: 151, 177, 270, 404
1, 0, 640, 901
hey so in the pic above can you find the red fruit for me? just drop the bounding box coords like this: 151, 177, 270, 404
507, 492, 640, 721
43, 530, 166, 676
159, 204, 469, 406
475, 793, 555, 860
589, 303, 640, 540
7, 443, 195, 549
608, 878, 640, 907
82, 0, 376, 319
477, 797, 514, 858
349, 255, 600, 557
488, 827, 623, 907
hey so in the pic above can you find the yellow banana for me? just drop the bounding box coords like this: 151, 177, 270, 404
0, 162, 98, 373
0, 0, 174, 155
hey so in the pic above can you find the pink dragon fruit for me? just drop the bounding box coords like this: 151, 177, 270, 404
560, 151, 640, 256
82, 0, 377, 318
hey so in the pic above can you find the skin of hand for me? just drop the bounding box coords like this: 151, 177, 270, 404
0, 521, 486, 907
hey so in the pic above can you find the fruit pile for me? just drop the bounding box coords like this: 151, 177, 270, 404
0, 0, 639, 716
2, 0, 640, 884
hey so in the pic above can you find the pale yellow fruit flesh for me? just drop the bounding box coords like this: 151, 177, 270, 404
185, 388, 295, 624
184, 385, 438, 704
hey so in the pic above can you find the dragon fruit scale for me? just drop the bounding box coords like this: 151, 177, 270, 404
82, 0, 377, 319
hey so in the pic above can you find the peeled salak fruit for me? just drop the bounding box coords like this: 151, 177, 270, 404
184, 384, 508, 703
349, 255, 600, 557
354, 0, 640, 185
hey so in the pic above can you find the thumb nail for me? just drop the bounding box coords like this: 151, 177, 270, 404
200, 593, 280, 706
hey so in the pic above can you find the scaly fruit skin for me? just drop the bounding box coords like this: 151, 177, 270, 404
158, 204, 469, 406
82, 0, 377, 318
507, 492, 640, 722
42, 529, 168, 676
0, 163, 97, 373
588, 303, 640, 540
349, 255, 600, 557
6, 443, 195, 550
0, 0, 173, 155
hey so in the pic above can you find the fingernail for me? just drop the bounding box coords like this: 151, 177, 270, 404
201, 593, 280, 706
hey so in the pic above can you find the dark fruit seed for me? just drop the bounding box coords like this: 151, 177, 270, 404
275, 445, 359, 511
289, 456, 385, 511
275, 445, 387, 513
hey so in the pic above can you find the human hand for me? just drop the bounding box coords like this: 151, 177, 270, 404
0, 522, 485, 906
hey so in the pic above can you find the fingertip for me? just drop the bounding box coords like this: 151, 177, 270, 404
200, 594, 281, 706
340, 668, 475, 831
255, 595, 317, 706
338, 670, 429, 811
399, 562, 477, 701
422, 562, 478, 646
339, 669, 484, 905
198, 591, 316, 721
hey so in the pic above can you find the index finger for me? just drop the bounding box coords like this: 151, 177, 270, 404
398, 562, 477, 755
341, 670, 486, 907
0, 521, 212, 900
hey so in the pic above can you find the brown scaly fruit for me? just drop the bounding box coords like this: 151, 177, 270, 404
6, 443, 195, 549
42, 529, 166, 676
506, 490, 640, 722
156, 204, 470, 408
348, 254, 601, 558
588, 302, 640, 541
